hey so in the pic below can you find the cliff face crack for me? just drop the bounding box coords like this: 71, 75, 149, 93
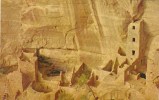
90, 0, 104, 53
1, 0, 159, 99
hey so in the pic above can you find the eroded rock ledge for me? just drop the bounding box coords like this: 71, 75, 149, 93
1, 0, 159, 100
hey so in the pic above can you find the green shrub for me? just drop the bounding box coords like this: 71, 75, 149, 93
77, 74, 89, 86
58, 91, 74, 100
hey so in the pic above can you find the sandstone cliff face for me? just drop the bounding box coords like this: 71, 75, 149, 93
1, 0, 159, 100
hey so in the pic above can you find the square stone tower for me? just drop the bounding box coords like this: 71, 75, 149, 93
127, 20, 146, 67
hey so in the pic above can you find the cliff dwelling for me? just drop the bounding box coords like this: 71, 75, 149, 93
0, 0, 159, 100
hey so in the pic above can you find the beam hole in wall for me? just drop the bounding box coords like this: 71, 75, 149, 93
132, 50, 135, 55
132, 26, 135, 29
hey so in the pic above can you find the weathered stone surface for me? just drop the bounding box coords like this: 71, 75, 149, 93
1, 0, 159, 99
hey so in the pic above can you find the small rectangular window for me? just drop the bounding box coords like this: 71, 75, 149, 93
132, 50, 135, 55
132, 26, 135, 29
132, 38, 135, 42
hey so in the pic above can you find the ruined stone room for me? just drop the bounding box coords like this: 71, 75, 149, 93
0, 0, 159, 100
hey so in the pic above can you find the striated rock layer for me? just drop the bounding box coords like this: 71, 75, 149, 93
1, 0, 159, 100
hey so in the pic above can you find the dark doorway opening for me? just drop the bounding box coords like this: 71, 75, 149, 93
132, 38, 135, 42
139, 73, 146, 79
132, 26, 135, 29
132, 50, 135, 55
